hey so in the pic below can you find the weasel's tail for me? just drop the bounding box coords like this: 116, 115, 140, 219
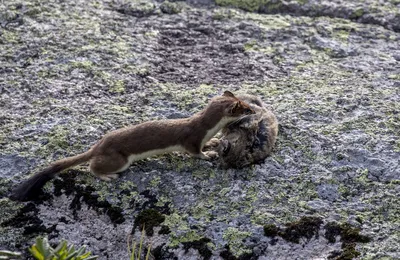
10, 151, 92, 201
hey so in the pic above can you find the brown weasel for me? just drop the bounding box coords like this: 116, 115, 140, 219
10, 91, 254, 201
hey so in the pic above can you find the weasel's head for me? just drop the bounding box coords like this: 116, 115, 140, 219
217, 91, 255, 117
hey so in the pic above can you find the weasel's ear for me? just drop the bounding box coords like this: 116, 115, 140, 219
223, 91, 235, 98
230, 101, 240, 114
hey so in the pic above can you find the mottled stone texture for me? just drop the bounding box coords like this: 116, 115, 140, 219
0, 0, 399, 259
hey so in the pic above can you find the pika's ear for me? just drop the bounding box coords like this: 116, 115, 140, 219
230, 101, 240, 114
223, 91, 235, 98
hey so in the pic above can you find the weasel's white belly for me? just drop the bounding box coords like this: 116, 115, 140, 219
115, 145, 185, 173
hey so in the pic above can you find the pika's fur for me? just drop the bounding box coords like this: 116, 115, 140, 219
207, 94, 278, 168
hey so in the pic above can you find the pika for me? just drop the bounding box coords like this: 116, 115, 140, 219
11, 91, 254, 201
206, 94, 278, 168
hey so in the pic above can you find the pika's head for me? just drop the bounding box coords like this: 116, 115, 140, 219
217, 91, 255, 118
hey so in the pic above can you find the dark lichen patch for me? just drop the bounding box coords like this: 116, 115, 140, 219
158, 225, 171, 235
263, 217, 323, 243
139, 189, 171, 215
325, 222, 371, 260
52, 170, 125, 224
133, 209, 165, 236
280, 216, 323, 243
1, 202, 55, 236
152, 243, 177, 260
182, 237, 212, 260
263, 223, 279, 237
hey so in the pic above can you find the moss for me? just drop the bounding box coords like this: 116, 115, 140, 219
182, 237, 212, 260
43, 125, 73, 151
222, 227, 252, 257
134, 209, 165, 236
169, 230, 204, 248
160, 1, 182, 15
215, 0, 266, 12
350, 8, 364, 19
149, 176, 161, 188
109, 80, 125, 93
70, 60, 93, 70
263, 224, 279, 237
212, 9, 237, 20
296, 0, 308, 4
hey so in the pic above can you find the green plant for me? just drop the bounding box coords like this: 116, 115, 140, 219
0, 250, 22, 259
127, 227, 151, 260
29, 236, 98, 260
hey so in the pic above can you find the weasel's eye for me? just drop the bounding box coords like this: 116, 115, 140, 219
244, 108, 253, 114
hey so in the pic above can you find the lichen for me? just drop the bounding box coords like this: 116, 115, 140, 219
222, 227, 252, 257
133, 209, 165, 236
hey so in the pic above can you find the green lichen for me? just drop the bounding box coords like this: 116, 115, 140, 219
215, 0, 266, 12
109, 80, 125, 93
169, 230, 203, 248
222, 227, 252, 257
160, 1, 182, 14
149, 176, 161, 188
70, 60, 94, 70
350, 8, 364, 19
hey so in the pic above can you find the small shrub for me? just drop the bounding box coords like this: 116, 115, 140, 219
128, 227, 151, 260
29, 236, 98, 260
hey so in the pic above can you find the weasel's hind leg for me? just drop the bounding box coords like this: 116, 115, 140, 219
89, 153, 129, 181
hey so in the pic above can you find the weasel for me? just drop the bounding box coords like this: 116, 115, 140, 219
10, 91, 254, 201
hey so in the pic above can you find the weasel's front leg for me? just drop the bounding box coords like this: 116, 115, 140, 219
203, 138, 220, 150
194, 151, 218, 160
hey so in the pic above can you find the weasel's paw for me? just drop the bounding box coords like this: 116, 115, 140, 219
98, 173, 119, 181
203, 138, 220, 150
203, 151, 219, 160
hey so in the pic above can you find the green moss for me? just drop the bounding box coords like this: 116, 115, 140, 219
296, 0, 308, 4
70, 60, 93, 70
215, 0, 266, 12
169, 230, 203, 247
134, 209, 165, 236
0, 30, 20, 44
350, 8, 364, 19
164, 212, 189, 231
222, 227, 252, 257
45, 126, 72, 151
160, 1, 182, 14
109, 80, 125, 93
212, 8, 237, 20
149, 176, 161, 188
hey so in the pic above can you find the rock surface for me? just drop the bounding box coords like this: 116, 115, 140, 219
0, 0, 399, 259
